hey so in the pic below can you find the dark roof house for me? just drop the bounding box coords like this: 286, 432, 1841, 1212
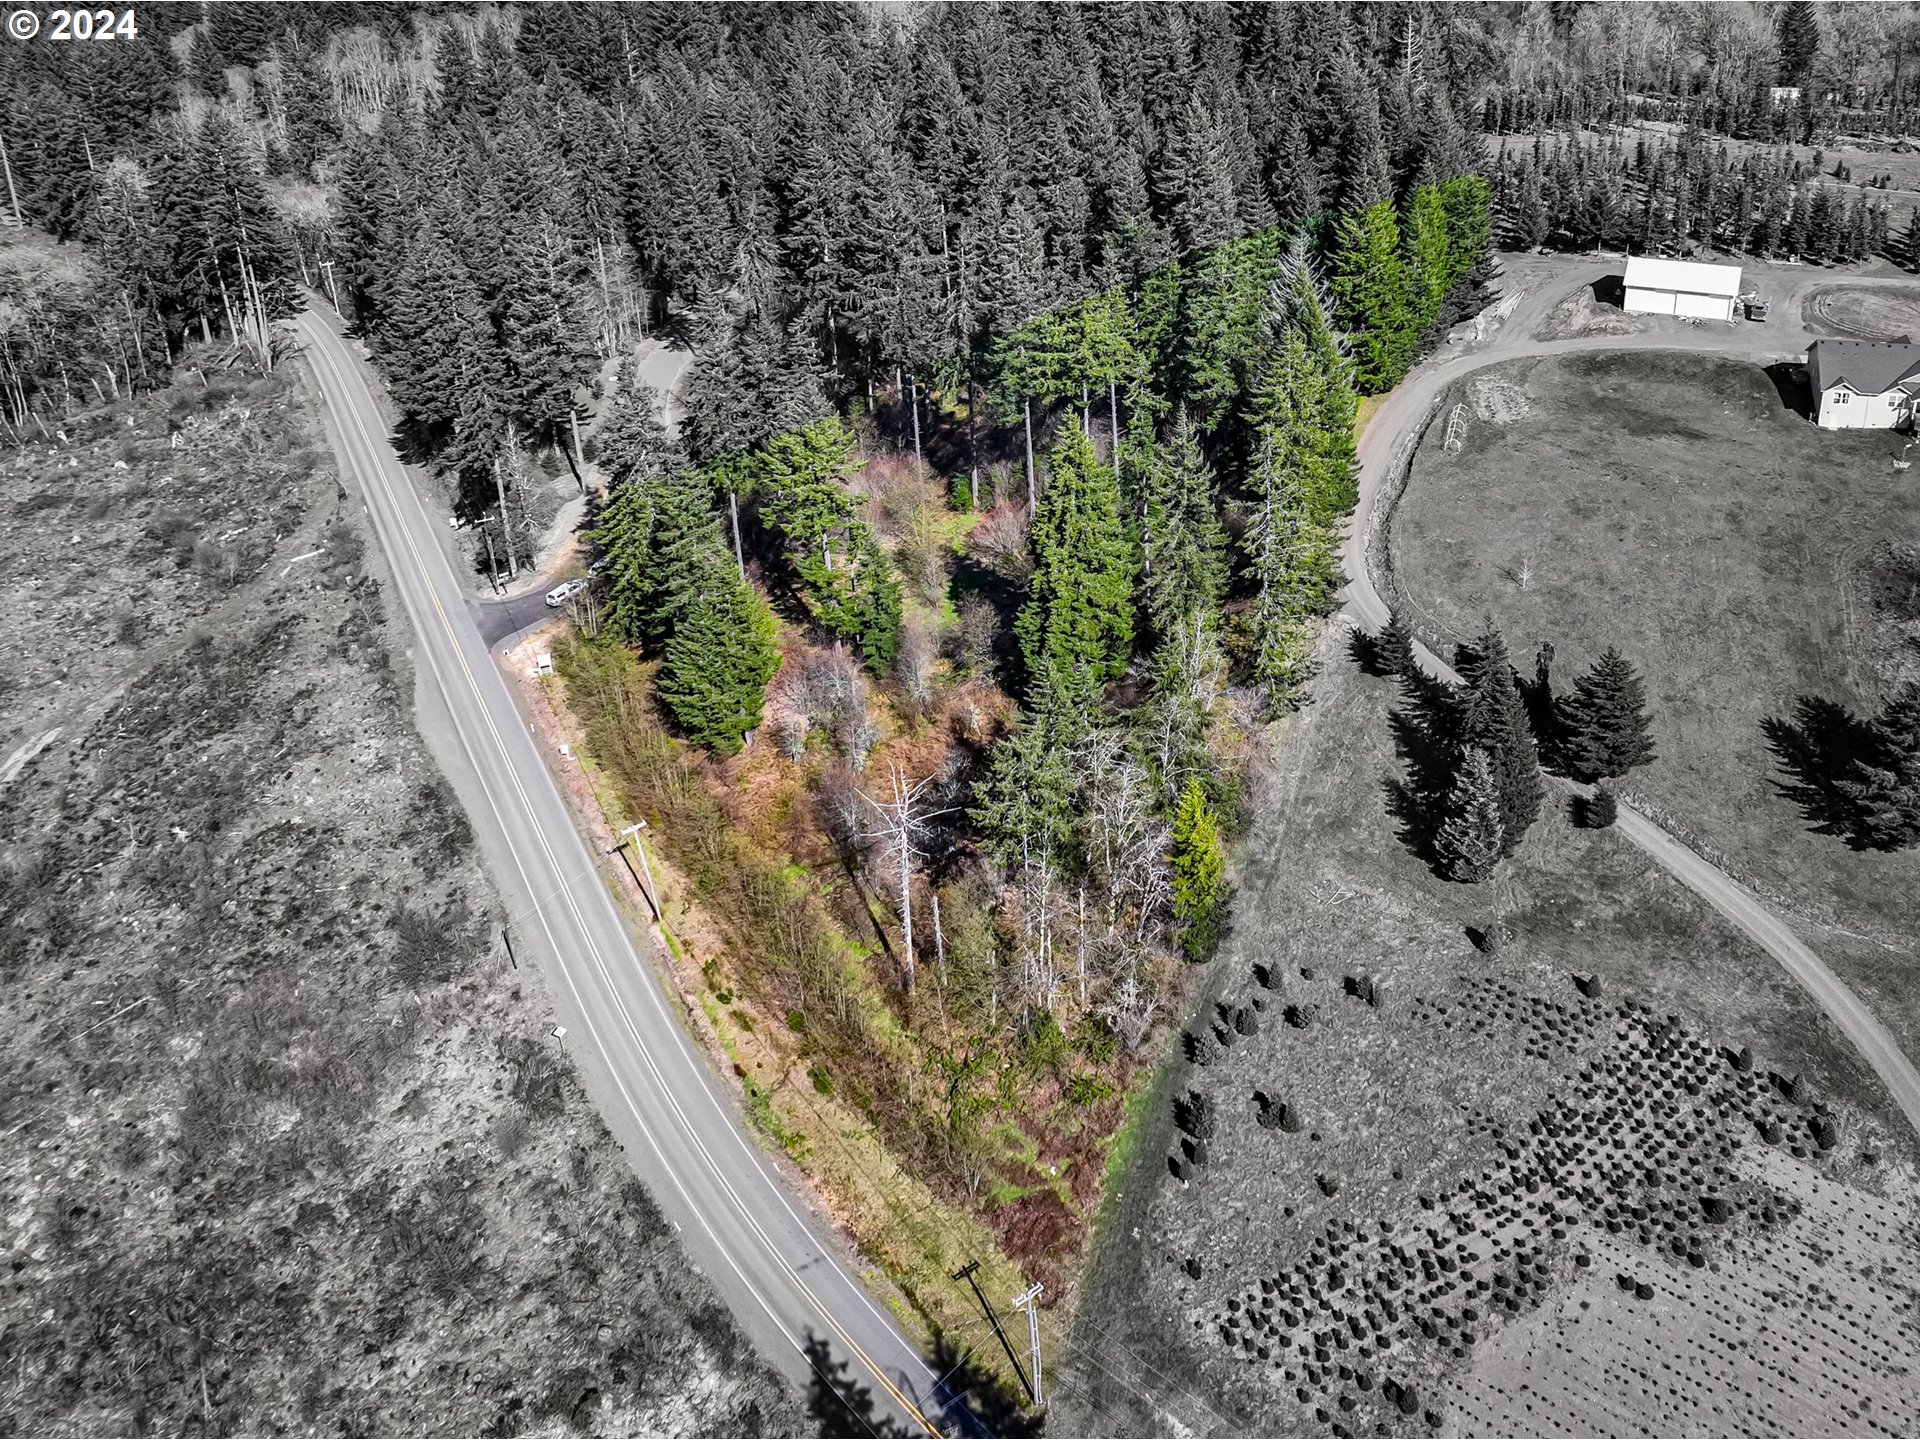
1807, 337, 1920, 429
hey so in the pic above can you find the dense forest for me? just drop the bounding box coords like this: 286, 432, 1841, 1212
5, 0, 1920, 1323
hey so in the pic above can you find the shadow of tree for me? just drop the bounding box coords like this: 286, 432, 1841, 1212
1517, 668, 1564, 773
1346, 626, 1391, 677
1761, 696, 1882, 848
1382, 677, 1461, 867
803, 1329, 1040, 1440
928, 1331, 1044, 1438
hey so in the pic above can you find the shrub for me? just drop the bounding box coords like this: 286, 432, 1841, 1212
1020, 1008, 1071, 1074
1073, 1014, 1117, 1064
1066, 1072, 1113, 1106
1173, 1088, 1216, 1139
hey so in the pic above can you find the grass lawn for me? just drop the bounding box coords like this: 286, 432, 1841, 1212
1390, 350, 1920, 1064
1053, 623, 1915, 1438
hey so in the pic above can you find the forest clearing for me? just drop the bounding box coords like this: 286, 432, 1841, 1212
0, 315, 794, 1434
1391, 349, 1920, 1075
1054, 608, 1920, 1438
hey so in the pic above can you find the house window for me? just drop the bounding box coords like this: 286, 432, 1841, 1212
1835, 392, 1850, 404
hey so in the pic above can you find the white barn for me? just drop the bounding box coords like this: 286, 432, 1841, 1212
1807, 338, 1920, 429
1622, 256, 1743, 322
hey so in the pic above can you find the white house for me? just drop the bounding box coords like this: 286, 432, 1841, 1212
1622, 256, 1743, 322
1807, 338, 1920, 429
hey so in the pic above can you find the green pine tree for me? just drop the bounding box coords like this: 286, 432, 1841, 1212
1171, 778, 1228, 961
592, 465, 725, 649
1401, 183, 1453, 333
1139, 408, 1228, 644
1559, 647, 1657, 782
1331, 201, 1415, 393
1435, 747, 1504, 883
1016, 417, 1137, 710
972, 713, 1077, 873
657, 566, 781, 757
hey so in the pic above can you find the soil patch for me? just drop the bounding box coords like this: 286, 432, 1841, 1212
1804, 284, 1920, 341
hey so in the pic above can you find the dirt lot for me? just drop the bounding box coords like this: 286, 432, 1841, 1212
1389, 351, 1920, 1074
1052, 629, 1920, 1438
1804, 283, 1920, 340
0, 364, 797, 1434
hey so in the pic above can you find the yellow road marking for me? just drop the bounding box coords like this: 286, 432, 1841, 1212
296, 317, 942, 1437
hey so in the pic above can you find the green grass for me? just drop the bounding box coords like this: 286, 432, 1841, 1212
1391, 350, 1920, 1063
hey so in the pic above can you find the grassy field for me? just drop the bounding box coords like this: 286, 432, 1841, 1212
0, 365, 796, 1435
1052, 625, 1920, 1437
1389, 350, 1920, 1065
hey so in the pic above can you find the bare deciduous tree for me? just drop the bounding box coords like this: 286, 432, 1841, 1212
966, 499, 1033, 585
860, 761, 952, 993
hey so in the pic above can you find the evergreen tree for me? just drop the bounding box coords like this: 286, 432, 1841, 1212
1438, 174, 1495, 326
1139, 408, 1228, 643
593, 465, 726, 648
1330, 202, 1415, 393
1401, 183, 1453, 334
1378, 607, 1416, 678
657, 565, 781, 757
1170, 778, 1227, 960
593, 367, 680, 485
1335, 65, 1393, 211
1558, 647, 1657, 783
971, 712, 1077, 873
1584, 783, 1619, 829
1435, 747, 1504, 883
1456, 623, 1541, 855
1016, 418, 1137, 711
1838, 682, 1920, 851
1245, 435, 1332, 707
1776, 0, 1822, 90
497, 215, 599, 451
1157, 98, 1238, 254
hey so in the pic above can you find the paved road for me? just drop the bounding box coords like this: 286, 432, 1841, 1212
1341, 268, 1920, 1140
291, 308, 948, 1436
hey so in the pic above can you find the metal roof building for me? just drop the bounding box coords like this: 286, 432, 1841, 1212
1622, 257, 1743, 322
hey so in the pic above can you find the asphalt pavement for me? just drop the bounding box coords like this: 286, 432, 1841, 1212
291, 307, 949, 1437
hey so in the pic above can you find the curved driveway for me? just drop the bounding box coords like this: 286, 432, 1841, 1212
1342, 266, 1920, 1140
291, 308, 946, 1436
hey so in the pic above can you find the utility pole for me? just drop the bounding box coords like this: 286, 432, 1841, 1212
951, 1262, 1033, 1404
0, 129, 22, 227
1011, 1283, 1044, 1409
618, 820, 660, 922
